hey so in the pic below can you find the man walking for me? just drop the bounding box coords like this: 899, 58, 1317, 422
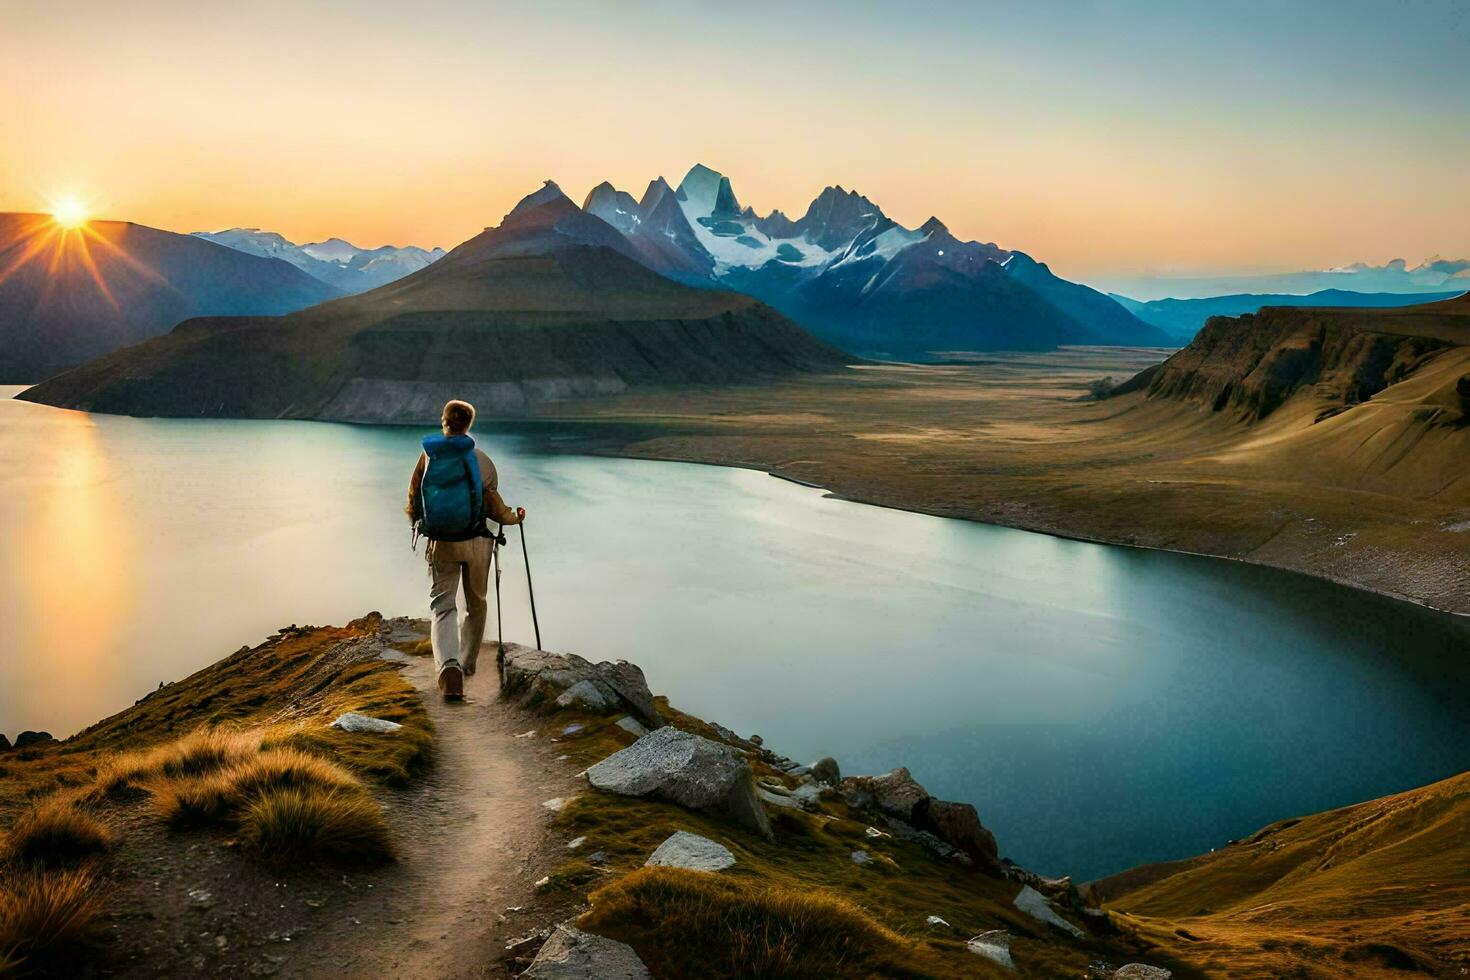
406, 399, 524, 700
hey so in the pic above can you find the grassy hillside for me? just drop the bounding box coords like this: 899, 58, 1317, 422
1097, 771, 1470, 977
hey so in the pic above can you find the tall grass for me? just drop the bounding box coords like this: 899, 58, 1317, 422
0, 868, 103, 970
1, 799, 112, 867
237, 788, 395, 865
583, 867, 934, 979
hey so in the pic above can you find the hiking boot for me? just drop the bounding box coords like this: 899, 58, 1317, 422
438, 661, 465, 700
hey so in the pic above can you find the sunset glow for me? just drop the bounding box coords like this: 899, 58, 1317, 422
50, 196, 89, 229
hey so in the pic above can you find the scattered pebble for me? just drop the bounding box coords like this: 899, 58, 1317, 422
515, 730, 537, 739
542, 797, 567, 812
566, 836, 587, 850
851, 850, 870, 865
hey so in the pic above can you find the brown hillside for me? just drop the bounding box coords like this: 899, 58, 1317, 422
1095, 769, 1470, 977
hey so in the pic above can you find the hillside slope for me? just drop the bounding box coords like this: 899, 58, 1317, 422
1096, 770, 1470, 977
19, 185, 849, 421
0, 213, 340, 383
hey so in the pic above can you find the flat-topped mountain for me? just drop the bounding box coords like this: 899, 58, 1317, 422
1119, 292, 1470, 423
0, 213, 340, 383
1112, 287, 1467, 342
20, 184, 847, 421
583, 164, 1170, 357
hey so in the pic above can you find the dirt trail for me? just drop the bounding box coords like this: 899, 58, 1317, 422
296, 649, 583, 978
87, 644, 583, 980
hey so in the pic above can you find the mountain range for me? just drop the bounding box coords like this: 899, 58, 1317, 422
1113, 287, 1468, 342
1098, 256, 1470, 302
0, 214, 339, 383
583, 164, 1171, 356
191, 228, 445, 293
20, 183, 846, 419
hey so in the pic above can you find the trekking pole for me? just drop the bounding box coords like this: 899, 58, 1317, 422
518, 521, 542, 650
493, 523, 504, 662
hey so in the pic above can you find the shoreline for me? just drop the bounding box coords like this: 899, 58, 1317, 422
518, 432, 1470, 622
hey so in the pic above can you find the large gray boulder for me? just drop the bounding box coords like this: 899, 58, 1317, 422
587, 727, 772, 839
810, 757, 840, 785
500, 645, 662, 730
841, 769, 1003, 875
521, 924, 651, 979
645, 831, 736, 872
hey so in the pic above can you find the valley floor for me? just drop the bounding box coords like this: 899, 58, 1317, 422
525, 347, 1470, 615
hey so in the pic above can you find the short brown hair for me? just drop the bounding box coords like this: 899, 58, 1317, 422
442, 399, 475, 434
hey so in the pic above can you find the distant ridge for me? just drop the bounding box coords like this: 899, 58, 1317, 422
0, 213, 340, 383
21, 184, 848, 421
191, 228, 444, 294
1112, 287, 1468, 342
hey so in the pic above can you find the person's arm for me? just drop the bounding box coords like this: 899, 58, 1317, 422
406, 452, 426, 522
478, 451, 523, 525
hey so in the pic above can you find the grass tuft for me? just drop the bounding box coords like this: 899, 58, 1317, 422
582, 866, 940, 979
225, 748, 358, 797
236, 787, 394, 866
0, 868, 103, 965
155, 728, 261, 779
149, 773, 238, 829
1, 799, 112, 868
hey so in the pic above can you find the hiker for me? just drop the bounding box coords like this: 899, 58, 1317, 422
406, 399, 524, 700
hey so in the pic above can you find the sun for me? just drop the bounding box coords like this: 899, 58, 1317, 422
50, 196, 89, 229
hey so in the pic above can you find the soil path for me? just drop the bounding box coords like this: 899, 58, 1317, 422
295, 648, 583, 978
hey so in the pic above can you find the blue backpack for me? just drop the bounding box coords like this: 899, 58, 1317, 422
416, 433, 486, 541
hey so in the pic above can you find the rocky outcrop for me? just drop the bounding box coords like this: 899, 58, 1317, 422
645, 831, 736, 872
1120, 295, 1470, 422
839, 768, 1002, 874
521, 924, 651, 979
0, 734, 10, 751
500, 645, 662, 731
14, 731, 54, 749
587, 727, 772, 839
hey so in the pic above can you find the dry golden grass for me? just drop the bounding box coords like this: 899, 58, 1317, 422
583, 866, 944, 979
1100, 770, 1470, 977
1, 798, 112, 868
236, 787, 394, 866
0, 868, 103, 971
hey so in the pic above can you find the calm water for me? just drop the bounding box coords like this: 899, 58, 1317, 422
3, 388, 1468, 880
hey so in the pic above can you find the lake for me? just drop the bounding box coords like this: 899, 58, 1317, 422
3, 387, 1468, 880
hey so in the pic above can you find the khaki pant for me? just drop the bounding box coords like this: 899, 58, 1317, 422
428, 536, 493, 676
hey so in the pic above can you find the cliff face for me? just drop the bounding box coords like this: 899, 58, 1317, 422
1121, 294, 1470, 424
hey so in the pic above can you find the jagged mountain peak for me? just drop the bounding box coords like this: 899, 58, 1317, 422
676, 164, 739, 220
507, 180, 571, 219
918, 216, 949, 236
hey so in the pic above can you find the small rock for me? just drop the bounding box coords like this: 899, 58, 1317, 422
1113, 966, 1173, 980
188, 888, 213, 910
851, 850, 871, 865
1013, 885, 1084, 938
329, 712, 403, 734
916, 799, 1001, 874
756, 786, 803, 810
749, 734, 763, 747
645, 831, 736, 872
566, 836, 587, 850
515, 730, 537, 739
561, 723, 585, 737
925, 915, 951, 929
14, 731, 54, 749
522, 923, 652, 979
967, 930, 1015, 970
556, 680, 615, 713
506, 929, 551, 957
534, 876, 551, 889
614, 716, 648, 737
586, 851, 608, 866
864, 826, 890, 839
542, 798, 567, 813
810, 757, 840, 785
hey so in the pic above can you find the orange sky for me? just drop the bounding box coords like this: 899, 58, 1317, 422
2, 1, 1467, 282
